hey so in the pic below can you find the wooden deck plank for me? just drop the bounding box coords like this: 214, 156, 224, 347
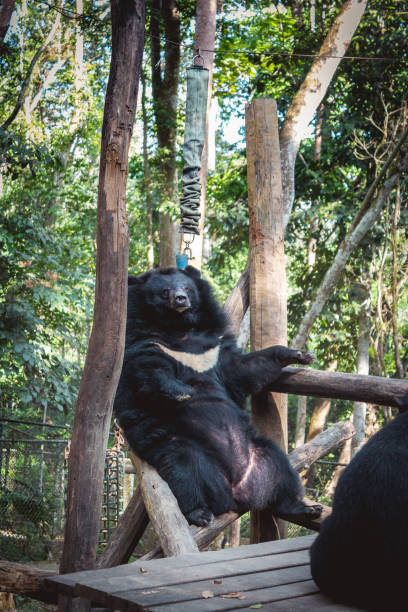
110, 564, 312, 610
75, 549, 311, 605
140, 579, 320, 611
44, 534, 316, 597
255, 592, 361, 611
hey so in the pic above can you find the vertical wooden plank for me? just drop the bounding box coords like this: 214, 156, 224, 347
246, 99, 288, 542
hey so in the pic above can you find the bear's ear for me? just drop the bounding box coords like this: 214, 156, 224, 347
128, 271, 152, 285
184, 265, 201, 280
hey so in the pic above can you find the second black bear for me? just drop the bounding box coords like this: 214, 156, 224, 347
310, 401, 408, 611
114, 266, 322, 526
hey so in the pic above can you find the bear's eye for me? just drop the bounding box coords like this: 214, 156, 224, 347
162, 289, 170, 298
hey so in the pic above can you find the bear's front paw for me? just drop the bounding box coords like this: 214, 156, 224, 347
175, 393, 192, 402
186, 507, 214, 526
304, 503, 323, 518
166, 382, 195, 402
294, 350, 315, 365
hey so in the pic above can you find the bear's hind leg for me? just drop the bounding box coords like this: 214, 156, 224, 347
146, 439, 234, 526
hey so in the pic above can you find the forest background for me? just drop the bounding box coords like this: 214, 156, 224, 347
1, 0, 407, 473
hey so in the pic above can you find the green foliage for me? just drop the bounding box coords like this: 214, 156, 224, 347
0, 0, 406, 502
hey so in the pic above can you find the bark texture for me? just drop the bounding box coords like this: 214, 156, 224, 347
270, 366, 408, 408
135, 457, 199, 556
0, 560, 57, 603
60, 0, 145, 576
246, 99, 287, 542
280, 0, 368, 228
150, 0, 180, 267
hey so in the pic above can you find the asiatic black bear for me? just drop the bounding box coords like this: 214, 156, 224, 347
114, 266, 322, 526
310, 403, 408, 611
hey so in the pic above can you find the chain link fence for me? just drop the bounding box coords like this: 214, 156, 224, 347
0, 418, 125, 563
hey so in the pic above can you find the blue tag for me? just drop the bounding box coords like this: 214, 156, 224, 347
176, 253, 189, 270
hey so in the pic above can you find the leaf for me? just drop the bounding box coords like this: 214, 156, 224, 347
139, 567, 148, 574
201, 590, 214, 599
250, 605, 263, 609
220, 592, 246, 599
213, 579, 223, 584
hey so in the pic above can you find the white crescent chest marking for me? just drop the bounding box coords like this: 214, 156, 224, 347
154, 343, 220, 373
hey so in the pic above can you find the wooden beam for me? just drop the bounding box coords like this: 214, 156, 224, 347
270, 366, 408, 409
135, 457, 199, 557
59, 0, 145, 581
0, 560, 57, 604
246, 97, 288, 543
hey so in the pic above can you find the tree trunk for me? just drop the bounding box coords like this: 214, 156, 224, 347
351, 283, 370, 458
224, 0, 368, 327
223, 260, 250, 334
291, 147, 408, 349
1, 9, 62, 130
391, 183, 404, 378
246, 99, 287, 542
294, 395, 307, 448
189, 0, 217, 270
306, 360, 338, 443
59, 0, 145, 581
280, 0, 368, 228
324, 438, 351, 498
141, 70, 155, 269
150, 0, 180, 267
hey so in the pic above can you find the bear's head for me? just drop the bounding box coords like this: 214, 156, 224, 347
127, 266, 227, 336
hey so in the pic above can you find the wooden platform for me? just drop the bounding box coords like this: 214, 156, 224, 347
46, 534, 359, 611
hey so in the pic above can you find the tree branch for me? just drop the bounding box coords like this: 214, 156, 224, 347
291, 148, 408, 349
280, 0, 368, 228
1, 9, 62, 130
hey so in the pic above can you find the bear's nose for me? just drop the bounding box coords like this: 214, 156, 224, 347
175, 293, 187, 305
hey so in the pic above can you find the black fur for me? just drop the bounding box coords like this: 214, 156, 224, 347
114, 266, 322, 526
310, 404, 408, 611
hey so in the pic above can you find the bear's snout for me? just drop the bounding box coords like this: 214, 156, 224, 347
170, 289, 191, 312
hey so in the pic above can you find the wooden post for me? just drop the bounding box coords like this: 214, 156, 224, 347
246, 98, 288, 543
59, 0, 145, 585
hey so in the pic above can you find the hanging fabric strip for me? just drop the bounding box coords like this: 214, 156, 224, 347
179, 65, 209, 235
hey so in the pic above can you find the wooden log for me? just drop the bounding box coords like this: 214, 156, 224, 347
246, 97, 288, 543
59, 0, 145, 580
271, 366, 408, 408
135, 457, 199, 557
96, 485, 149, 569
0, 560, 57, 604
290, 419, 355, 473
